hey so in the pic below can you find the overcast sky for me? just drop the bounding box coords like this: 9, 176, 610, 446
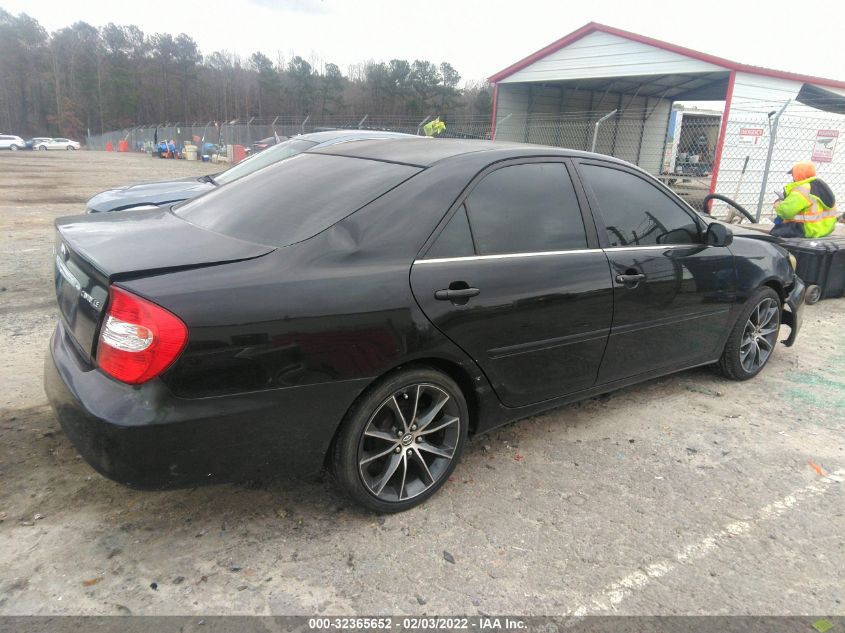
3, 0, 845, 84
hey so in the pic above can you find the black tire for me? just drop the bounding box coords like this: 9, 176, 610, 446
9, 144, 19, 151
805, 285, 822, 305
715, 287, 781, 381
37, 145, 46, 151
331, 367, 468, 513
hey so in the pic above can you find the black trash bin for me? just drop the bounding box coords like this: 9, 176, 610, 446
779, 235, 845, 304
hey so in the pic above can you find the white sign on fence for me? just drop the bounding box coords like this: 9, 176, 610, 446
811, 129, 839, 163
737, 128, 764, 146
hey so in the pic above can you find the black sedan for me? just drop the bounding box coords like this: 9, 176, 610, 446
46, 139, 804, 512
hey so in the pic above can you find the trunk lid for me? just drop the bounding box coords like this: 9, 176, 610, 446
54, 208, 275, 360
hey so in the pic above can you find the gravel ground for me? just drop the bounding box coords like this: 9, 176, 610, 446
0, 151, 843, 616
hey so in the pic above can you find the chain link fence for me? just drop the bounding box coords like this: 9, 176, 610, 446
86, 101, 845, 223
711, 101, 845, 222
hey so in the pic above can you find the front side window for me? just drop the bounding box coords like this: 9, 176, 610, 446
579, 164, 700, 247
464, 163, 587, 255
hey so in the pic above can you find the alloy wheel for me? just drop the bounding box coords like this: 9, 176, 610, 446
739, 297, 779, 373
358, 383, 461, 503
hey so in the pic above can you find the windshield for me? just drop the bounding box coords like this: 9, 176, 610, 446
214, 138, 319, 185
175, 153, 421, 247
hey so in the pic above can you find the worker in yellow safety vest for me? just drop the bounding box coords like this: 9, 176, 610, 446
423, 117, 446, 137
770, 161, 837, 238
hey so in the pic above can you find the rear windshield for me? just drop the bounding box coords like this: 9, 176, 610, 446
174, 153, 420, 247
214, 138, 318, 185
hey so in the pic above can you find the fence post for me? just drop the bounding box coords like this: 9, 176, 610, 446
300, 115, 310, 135
416, 115, 432, 136
357, 114, 369, 130
755, 100, 790, 221
246, 117, 254, 147
591, 109, 617, 153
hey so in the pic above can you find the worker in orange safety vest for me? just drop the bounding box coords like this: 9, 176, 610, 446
770, 161, 837, 238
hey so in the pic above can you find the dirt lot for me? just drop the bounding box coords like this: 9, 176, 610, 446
0, 151, 843, 616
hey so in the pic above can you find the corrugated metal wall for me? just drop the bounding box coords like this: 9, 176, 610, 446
493, 83, 672, 175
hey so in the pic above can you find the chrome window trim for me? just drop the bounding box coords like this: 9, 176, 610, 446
415, 244, 696, 265
603, 244, 695, 252
415, 249, 601, 264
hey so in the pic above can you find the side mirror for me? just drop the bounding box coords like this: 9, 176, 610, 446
705, 222, 733, 247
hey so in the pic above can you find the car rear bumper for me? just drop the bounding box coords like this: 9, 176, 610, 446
781, 277, 804, 347
45, 321, 368, 488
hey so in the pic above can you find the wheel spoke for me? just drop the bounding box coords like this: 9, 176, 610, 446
372, 452, 403, 495
416, 440, 453, 460
398, 453, 408, 500
415, 392, 450, 432
412, 450, 435, 484
761, 306, 778, 328
364, 428, 400, 443
387, 395, 408, 432
409, 385, 421, 428
361, 443, 400, 465
758, 324, 778, 336
757, 336, 773, 352
418, 415, 459, 436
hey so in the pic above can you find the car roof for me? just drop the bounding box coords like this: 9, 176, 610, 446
308, 137, 635, 169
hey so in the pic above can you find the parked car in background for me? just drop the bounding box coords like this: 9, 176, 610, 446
248, 135, 288, 155
35, 137, 80, 151
0, 134, 25, 151
47, 139, 803, 512
85, 129, 419, 213
26, 137, 53, 150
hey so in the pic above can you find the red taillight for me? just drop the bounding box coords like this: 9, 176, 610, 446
97, 286, 188, 385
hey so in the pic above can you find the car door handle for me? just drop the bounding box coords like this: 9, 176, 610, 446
615, 273, 646, 284
434, 287, 480, 301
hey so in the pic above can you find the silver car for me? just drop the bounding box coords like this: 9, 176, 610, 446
86, 129, 421, 213
35, 138, 81, 151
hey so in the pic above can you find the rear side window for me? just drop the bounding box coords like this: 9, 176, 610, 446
464, 163, 587, 255
425, 205, 475, 259
175, 153, 420, 247
579, 164, 700, 247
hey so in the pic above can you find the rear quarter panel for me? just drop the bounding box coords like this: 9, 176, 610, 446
119, 159, 500, 444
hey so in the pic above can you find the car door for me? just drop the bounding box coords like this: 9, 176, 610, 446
411, 159, 614, 408
574, 160, 736, 384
